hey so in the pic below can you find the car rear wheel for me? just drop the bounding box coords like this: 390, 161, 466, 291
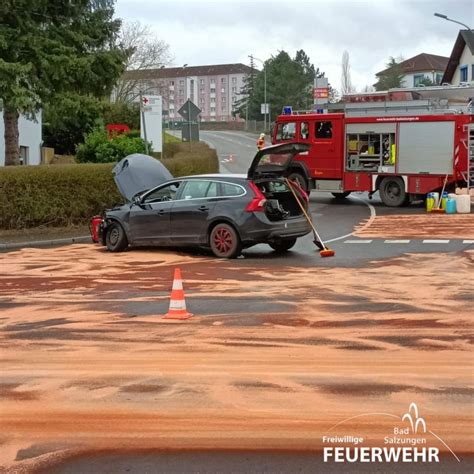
269, 238, 297, 253
210, 223, 241, 258
106, 222, 128, 252
379, 177, 409, 207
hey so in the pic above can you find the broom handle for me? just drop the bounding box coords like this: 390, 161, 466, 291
436, 175, 449, 208
284, 178, 326, 246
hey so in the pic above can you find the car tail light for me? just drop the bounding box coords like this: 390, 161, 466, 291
246, 182, 267, 212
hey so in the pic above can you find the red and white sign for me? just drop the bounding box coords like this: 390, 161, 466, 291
314, 87, 329, 99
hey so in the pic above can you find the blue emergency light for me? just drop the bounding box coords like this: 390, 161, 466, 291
283, 106, 292, 115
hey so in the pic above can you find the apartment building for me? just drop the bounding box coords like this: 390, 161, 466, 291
121, 63, 254, 121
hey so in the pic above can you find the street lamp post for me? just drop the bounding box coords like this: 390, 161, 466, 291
249, 55, 267, 132
434, 12, 472, 30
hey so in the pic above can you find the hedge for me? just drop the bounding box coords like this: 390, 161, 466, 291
0, 143, 219, 229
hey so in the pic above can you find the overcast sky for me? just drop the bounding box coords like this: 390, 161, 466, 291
115, 0, 473, 91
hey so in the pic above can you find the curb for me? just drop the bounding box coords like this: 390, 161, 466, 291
0, 235, 92, 251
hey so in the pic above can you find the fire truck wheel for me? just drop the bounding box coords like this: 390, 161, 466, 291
287, 172, 307, 192
106, 222, 128, 252
379, 177, 407, 207
331, 192, 351, 200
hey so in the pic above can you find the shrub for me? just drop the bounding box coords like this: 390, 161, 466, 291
0, 142, 219, 230
0, 163, 122, 229
76, 127, 152, 163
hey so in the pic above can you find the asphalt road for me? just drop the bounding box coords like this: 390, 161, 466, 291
178, 130, 473, 266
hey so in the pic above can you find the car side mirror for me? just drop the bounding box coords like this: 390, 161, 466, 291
132, 195, 142, 206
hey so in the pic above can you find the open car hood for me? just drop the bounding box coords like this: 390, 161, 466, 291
247, 142, 310, 180
112, 153, 173, 201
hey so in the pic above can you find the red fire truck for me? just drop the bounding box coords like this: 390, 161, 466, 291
272, 91, 474, 206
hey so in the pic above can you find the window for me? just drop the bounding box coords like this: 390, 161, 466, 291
200, 79, 205, 85
169, 81, 174, 86
179, 79, 185, 85
232, 86, 237, 92
200, 88, 205, 94
181, 180, 218, 199
221, 78, 226, 83
210, 78, 215, 84
460, 65, 468, 82
144, 182, 181, 203
210, 107, 216, 112
300, 122, 309, 140
179, 89, 184, 96
19, 146, 29, 165
315, 121, 332, 139
232, 77, 237, 84
276, 122, 296, 141
413, 74, 425, 87
221, 88, 225, 93
435, 73, 443, 85
221, 96, 226, 102
221, 182, 245, 196
221, 105, 226, 111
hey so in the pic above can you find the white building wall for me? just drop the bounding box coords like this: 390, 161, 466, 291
0, 112, 42, 166
451, 47, 474, 85
401, 70, 444, 88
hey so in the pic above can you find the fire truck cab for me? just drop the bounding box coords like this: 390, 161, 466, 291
272, 91, 474, 207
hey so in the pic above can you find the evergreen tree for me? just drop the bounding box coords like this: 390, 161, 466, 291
374, 56, 404, 91
0, 0, 127, 165
235, 49, 327, 125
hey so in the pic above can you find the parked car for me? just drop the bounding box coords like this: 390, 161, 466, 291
98, 143, 312, 258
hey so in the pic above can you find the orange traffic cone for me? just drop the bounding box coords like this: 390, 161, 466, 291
163, 268, 193, 320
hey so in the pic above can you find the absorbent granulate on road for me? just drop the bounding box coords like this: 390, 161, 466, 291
0, 244, 472, 472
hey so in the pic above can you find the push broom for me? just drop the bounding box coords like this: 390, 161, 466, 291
431, 174, 449, 214
284, 178, 335, 257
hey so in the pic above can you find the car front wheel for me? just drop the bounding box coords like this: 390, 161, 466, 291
269, 238, 297, 253
210, 223, 241, 258
106, 222, 128, 252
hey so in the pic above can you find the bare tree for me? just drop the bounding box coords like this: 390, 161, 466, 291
113, 21, 173, 103
361, 85, 376, 93
341, 50, 354, 96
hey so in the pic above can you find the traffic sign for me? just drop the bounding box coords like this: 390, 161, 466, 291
178, 99, 201, 121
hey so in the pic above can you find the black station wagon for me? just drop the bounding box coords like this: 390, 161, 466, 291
99, 142, 312, 258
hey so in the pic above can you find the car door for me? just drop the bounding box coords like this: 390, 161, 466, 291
312, 117, 344, 179
170, 179, 218, 244
128, 181, 182, 243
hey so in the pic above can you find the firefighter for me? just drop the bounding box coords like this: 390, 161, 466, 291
257, 133, 265, 150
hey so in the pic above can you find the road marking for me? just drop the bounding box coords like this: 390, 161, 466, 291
463, 240, 474, 244
325, 196, 376, 244
422, 239, 450, 244
344, 239, 373, 244
384, 239, 410, 243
